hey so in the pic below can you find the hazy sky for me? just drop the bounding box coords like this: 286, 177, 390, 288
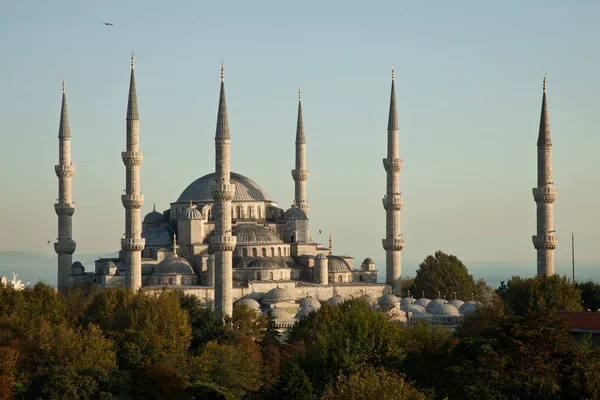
1, 1, 599, 270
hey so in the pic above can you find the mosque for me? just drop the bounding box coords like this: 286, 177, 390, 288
54, 55, 403, 315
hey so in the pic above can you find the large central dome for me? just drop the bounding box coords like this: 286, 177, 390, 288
177, 172, 271, 202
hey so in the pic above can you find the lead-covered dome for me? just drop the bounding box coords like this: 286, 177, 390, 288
400, 296, 415, 306
177, 172, 270, 202
425, 298, 446, 312
268, 307, 294, 322
328, 256, 352, 273
326, 295, 345, 306
264, 287, 293, 303
154, 256, 194, 275
430, 303, 461, 316
459, 300, 480, 315
182, 206, 202, 220
282, 207, 308, 220
298, 296, 321, 309
401, 303, 428, 315
414, 297, 431, 308
247, 258, 283, 269
143, 210, 164, 224
379, 293, 400, 308
233, 224, 282, 245
235, 298, 261, 311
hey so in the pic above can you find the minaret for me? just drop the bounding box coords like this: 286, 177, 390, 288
121, 53, 145, 291
382, 67, 404, 294
211, 63, 236, 318
532, 75, 558, 276
291, 86, 310, 214
54, 79, 76, 291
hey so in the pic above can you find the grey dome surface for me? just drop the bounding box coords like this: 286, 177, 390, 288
177, 172, 270, 202
425, 298, 446, 311
414, 297, 431, 308
379, 293, 400, 307
268, 307, 293, 322
282, 207, 308, 220
328, 256, 352, 273
154, 256, 194, 275
298, 296, 321, 309
430, 303, 461, 316
247, 258, 283, 269
143, 210, 164, 224
400, 297, 415, 306
142, 225, 173, 247
401, 303, 428, 315
235, 298, 261, 311
459, 301, 479, 315
326, 295, 345, 306
233, 224, 282, 245
362, 257, 374, 264
182, 206, 202, 220
448, 299, 465, 309
295, 306, 319, 319
71, 261, 83, 269
264, 287, 293, 302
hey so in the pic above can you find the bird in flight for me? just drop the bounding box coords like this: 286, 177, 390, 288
103, 22, 114, 26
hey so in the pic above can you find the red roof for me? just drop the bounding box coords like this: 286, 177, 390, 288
556, 311, 600, 332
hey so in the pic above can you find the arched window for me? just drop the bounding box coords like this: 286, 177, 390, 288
208, 209, 212, 220
252, 248, 257, 257
338, 275, 342, 283
269, 272, 274, 280
237, 205, 242, 219
262, 248, 267, 257
169, 278, 174, 285
359, 275, 363, 282
247, 206, 253, 219
257, 206, 262, 219
270, 247, 275, 257
278, 247, 282, 256
257, 272, 261, 280
242, 248, 248, 257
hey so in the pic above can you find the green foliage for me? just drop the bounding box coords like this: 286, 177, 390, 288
399, 276, 415, 297
129, 363, 191, 400
273, 361, 313, 400
576, 280, 600, 312
411, 251, 486, 301
503, 275, 582, 316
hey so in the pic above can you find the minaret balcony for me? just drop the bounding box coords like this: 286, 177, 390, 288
121, 194, 144, 209
532, 235, 558, 250
383, 158, 403, 172
292, 169, 310, 181
212, 183, 236, 202
54, 164, 75, 178
121, 238, 146, 252
532, 187, 557, 203
54, 240, 76, 254
210, 235, 237, 252
382, 238, 405, 251
382, 196, 403, 211
121, 151, 144, 167
54, 202, 75, 216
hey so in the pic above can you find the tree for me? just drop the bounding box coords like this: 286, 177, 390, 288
575, 281, 600, 312
503, 275, 582, 316
273, 361, 313, 400
0, 346, 19, 400
411, 251, 486, 301
130, 364, 191, 400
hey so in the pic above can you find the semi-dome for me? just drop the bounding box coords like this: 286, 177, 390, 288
298, 296, 321, 309
247, 258, 284, 269
414, 297, 431, 308
264, 287, 293, 303
143, 210, 164, 224
182, 206, 202, 220
142, 225, 173, 247
326, 295, 345, 306
401, 303, 428, 315
425, 298, 446, 311
459, 300, 480, 315
400, 296, 415, 306
328, 256, 352, 273
282, 207, 308, 220
379, 293, 400, 307
154, 256, 194, 275
448, 299, 465, 309
235, 298, 261, 311
177, 172, 270, 202
295, 306, 319, 319
233, 224, 282, 245
430, 303, 461, 316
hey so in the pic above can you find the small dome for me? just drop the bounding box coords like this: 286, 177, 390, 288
182, 206, 202, 220
71, 261, 84, 269
430, 303, 461, 316
233, 224, 282, 245
425, 298, 446, 312
379, 293, 400, 307
268, 306, 294, 322
447, 299, 465, 309
264, 287, 293, 303
459, 301, 480, 315
362, 258, 374, 264
154, 256, 194, 275
295, 306, 318, 319
414, 297, 431, 308
400, 296, 415, 306
298, 296, 321, 309
143, 210, 164, 224
247, 258, 283, 270
401, 303, 428, 315
315, 253, 327, 260
235, 298, 261, 311
328, 256, 352, 273
326, 295, 346, 306
282, 207, 308, 220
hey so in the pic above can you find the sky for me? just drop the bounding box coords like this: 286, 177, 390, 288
1, 0, 599, 270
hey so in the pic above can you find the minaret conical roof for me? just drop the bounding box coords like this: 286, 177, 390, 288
127, 53, 139, 120
296, 87, 305, 144
215, 63, 230, 139
537, 75, 551, 147
58, 79, 70, 138
387, 67, 398, 131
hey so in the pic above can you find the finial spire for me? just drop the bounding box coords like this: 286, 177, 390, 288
127, 54, 139, 120
298, 85, 302, 101
221, 62, 224, 81
189, 200, 193, 208
62, 77, 66, 93
392, 65, 395, 81
215, 63, 230, 139
387, 67, 398, 130
153, 203, 156, 212
543, 73, 547, 93
328, 233, 332, 256
173, 233, 178, 256
131, 51, 134, 69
